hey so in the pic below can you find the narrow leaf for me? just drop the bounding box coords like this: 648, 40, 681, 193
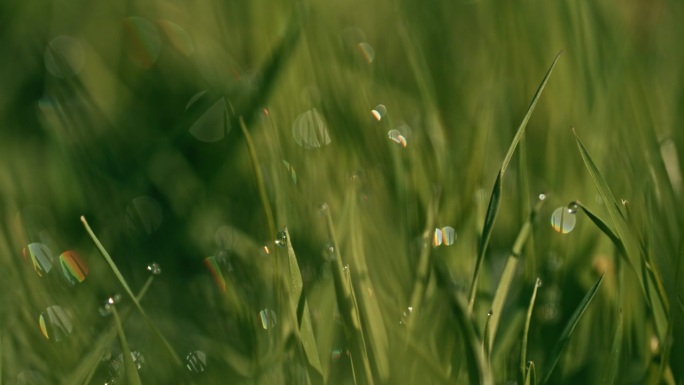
541, 274, 604, 384
602, 308, 623, 385
112, 307, 142, 385
521, 278, 542, 383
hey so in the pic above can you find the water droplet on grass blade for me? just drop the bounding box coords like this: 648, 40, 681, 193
432, 228, 443, 247
59, 250, 88, 285
371, 104, 386, 121
186, 350, 207, 373
567, 201, 579, 214
539, 193, 547, 200
44, 35, 85, 78
442, 226, 456, 245
399, 306, 413, 325
122, 17, 161, 68
487, 309, 493, 317
39, 306, 73, 341
275, 229, 287, 248
293, 108, 331, 149
317, 202, 329, 215
550, 206, 576, 234
259, 309, 277, 329
387, 129, 407, 147
322, 242, 335, 260
146, 262, 161, 275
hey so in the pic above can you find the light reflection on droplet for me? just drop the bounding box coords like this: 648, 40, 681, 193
122, 17, 161, 68
292, 108, 331, 149
117, 351, 145, 370
44, 35, 85, 78
322, 242, 335, 260
442, 226, 456, 245
188, 97, 230, 142
539, 193, 547, 201
387, 129, 407, 147
39, 306, 73, 341
550, 206, 576, 234
275, 229, 287, 248
487, 309, 493, 317
157, 20, 194, 56
399, 306, 413, 325
259, 309, 277, 329
567, 201, 579, 214
318, 202, 329, 215
146, 262, 162, 275
371, 104, 387, 121
59, 250, 88, 286
186, 350, 207, 373
357, 42, 375, 63
125, 196, 163, 235
26, 242, 54, 277
432, 228, 443, 247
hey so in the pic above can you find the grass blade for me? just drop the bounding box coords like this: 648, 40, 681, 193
487, 196, 545, 353
467, 51, 563, 313
524, 361, 536, 385
573, 129, 669, 340
111, 307, 142, 385
602, 308, 623, 385
520, 278, 542, 383
541, 274, 604, 384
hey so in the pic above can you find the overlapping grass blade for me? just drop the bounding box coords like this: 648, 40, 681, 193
573, 129, 669, 340
524, 361, 536, 385
487, 196, 545, 353
602, 308, 623, 385
467, 51, 563, 313
540, 274, 604, 384
520, 278, 541, 383
111, 307, 142, 385
322, 205, 374, 385
283, 227, 323, 379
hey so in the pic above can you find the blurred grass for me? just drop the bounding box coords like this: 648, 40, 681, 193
1, 0, 684, 384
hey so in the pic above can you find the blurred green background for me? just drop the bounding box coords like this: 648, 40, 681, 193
1, 0, 683, 384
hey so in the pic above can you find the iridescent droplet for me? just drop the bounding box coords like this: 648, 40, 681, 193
275, 229, 287, 248
146, 262, 162, 275
387, 129, 407, 147
44, 35, 85, 78
59, 250, 88, 286
26, 242, 54, 277
550, 206, 576, 234
186, 350, 207, 373
371, 104, 387, 121
292, 108, 331, 149
259, 309, 277, 329
357, 42, 375, 63
567, 201, 579, 214
432, 228, 443, 247
39, 306, 73, 341
442, 226, 456, 246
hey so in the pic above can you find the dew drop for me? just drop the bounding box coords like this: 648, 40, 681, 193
399, 306, 414, 325
387, 129, 407, 147
322, 242, 335, 260
25, 242, 54, 277
292, 108, 331, 149
432, 228, 443, 247
567, 201, 579, 214
442, 226, 456, 246
487, 309, 493, 317
44, 35, 85, 78
117, 351, 145, 371
38, 306, 73, 341
59, 250, 88, 286
538, 193, 547, 201
275, 229, 288, 248
550, 206, 576, 234
371, 104, 387, 121
317, 202, 329, 215
146, 262, 162, 275
186, 350, 207, 373
259, 309, 277, 329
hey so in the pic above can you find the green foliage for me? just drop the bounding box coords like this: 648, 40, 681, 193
1, 0, 683, 384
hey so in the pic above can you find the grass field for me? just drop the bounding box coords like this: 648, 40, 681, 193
1, 0, 683, 384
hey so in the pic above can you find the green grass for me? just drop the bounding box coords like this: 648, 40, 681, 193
1, 0, 683, 384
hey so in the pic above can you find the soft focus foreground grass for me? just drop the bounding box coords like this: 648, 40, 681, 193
1, 0, 683, 384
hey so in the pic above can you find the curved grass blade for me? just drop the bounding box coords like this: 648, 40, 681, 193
524, 361, 536, 385
573, 129, 669, 340
541, 274, 604, 384
601, 308, 623, 385
576, 202, 624, 254
487, 197, 545, 353
80, 216, 183, 368
111, 307, 142, 385
467, 51, 563, 313
520, 278, 542, 383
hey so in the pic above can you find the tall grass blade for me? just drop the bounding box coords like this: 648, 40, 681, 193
488, 197, 545, 353
520, 278, 542, 383
602, 308, 623, 385
524, 361, 536, 385
467, 51, 563, 313
540, 274, 604, 384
